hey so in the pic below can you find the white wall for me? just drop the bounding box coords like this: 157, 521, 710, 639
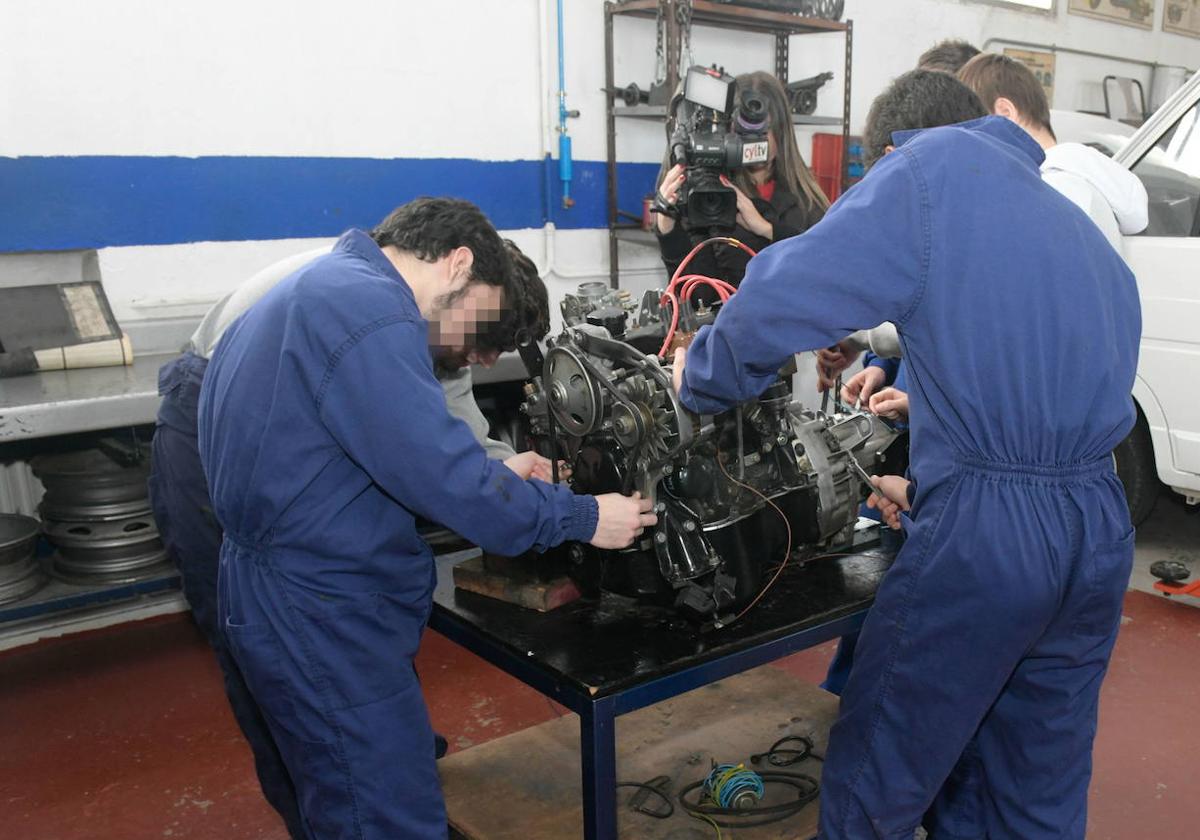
0, 1, 546, 159
1, 0, 1194, 349
841, 0, 1196, 119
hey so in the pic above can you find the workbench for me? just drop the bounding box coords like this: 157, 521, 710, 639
430, 543, 891, 840
0, 352, 173, 442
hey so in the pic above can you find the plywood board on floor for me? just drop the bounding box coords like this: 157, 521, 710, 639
440, 666, 837, 839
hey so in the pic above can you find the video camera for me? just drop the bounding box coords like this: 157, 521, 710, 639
668, 65, 770, 232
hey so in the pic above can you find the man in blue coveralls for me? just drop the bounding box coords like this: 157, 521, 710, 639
149, 236, 556, 836
672, 70, 1141, 838
818, 70, 989, 701
197, 197, 656, 838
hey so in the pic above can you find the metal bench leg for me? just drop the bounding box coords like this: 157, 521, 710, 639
580, 696, 618, 840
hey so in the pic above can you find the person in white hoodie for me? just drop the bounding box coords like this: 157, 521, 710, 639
959, 52, 1149, 249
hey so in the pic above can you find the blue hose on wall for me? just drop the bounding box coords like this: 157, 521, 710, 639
556, 0, 574, 209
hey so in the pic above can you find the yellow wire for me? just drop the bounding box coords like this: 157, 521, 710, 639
709, 763, 745, 806
691, 812, 723, 840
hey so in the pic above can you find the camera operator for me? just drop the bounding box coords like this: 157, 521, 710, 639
654, 71, 829, 292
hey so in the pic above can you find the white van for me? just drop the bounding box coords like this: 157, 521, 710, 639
1083, 73, 1200, 524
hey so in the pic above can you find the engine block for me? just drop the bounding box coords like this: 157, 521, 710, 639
518, 283, 898, 624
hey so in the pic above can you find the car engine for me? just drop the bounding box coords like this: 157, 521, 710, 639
516, 281, 899, 626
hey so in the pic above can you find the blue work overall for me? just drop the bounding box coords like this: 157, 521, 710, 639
679, 116, 1140, 838
149, 351, 305, 838
198, 230, 598, 838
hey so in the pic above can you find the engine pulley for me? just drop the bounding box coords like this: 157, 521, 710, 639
612, 401, 649, 451
545, 345, 604, 436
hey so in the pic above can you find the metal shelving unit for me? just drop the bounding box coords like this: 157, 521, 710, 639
0, 343, 536, 634
603, 0, 853, 286
0, 358, 182, 635
0, 567, 181, 625
614, 105, 845, 125
612, 224, 659, 246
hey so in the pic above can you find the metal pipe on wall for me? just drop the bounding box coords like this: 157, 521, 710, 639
982, 37, 1195, 114
537, 0, 555, 226
532, 0, 661, 286
981, 36, 1170, 71
556, 0, 575, 210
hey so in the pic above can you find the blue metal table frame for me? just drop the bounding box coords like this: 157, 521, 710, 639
429, 549, 887, 840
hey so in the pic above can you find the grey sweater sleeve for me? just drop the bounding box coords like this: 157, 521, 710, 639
843, 323, 903, 358
439, 367, 517, 461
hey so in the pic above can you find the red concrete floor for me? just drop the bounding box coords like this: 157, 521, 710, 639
1, 590, 1197, 839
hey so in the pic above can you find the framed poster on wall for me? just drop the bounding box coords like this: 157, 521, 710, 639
1068, 0, 1156, 28
1164, 0, 1200, 37
1003, 48, 1057, 104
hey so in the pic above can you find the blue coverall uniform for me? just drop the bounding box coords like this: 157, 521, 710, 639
149, 352, 305, 837
679, 117, 1140, 839
197, 230, 599, 839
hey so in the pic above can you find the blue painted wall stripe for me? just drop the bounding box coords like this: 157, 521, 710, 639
0, 156, 661, 252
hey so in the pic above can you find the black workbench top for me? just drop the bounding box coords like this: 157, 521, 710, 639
432, 541, 892, 699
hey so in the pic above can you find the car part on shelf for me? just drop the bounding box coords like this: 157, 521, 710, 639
0, 513, 39, 566
0, 513, 47, 605
43, 512, 168, 584
711, 1, 844, 21
603, 80, 673, 107
786, 71, 834, 116
50, 551, 173, 587
32, 445, 172, 587
32, 450, 152, 521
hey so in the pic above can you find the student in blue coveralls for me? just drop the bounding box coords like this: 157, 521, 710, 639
197, 198, 656, 839
671, 69, 1141, 838
148, 237, 556, 837
817, 72, 988, 699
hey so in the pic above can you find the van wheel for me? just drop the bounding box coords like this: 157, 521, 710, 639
1113, 410, 1159, 526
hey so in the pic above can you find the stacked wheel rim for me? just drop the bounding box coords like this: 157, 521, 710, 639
33, 450, 153, 521
32, 451, 171, 585
0, 513, 47, 605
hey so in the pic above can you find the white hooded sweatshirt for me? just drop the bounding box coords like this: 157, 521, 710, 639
1040, 142, 1149, 250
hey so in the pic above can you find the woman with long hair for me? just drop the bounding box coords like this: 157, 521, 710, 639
655, 70, 829, 289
